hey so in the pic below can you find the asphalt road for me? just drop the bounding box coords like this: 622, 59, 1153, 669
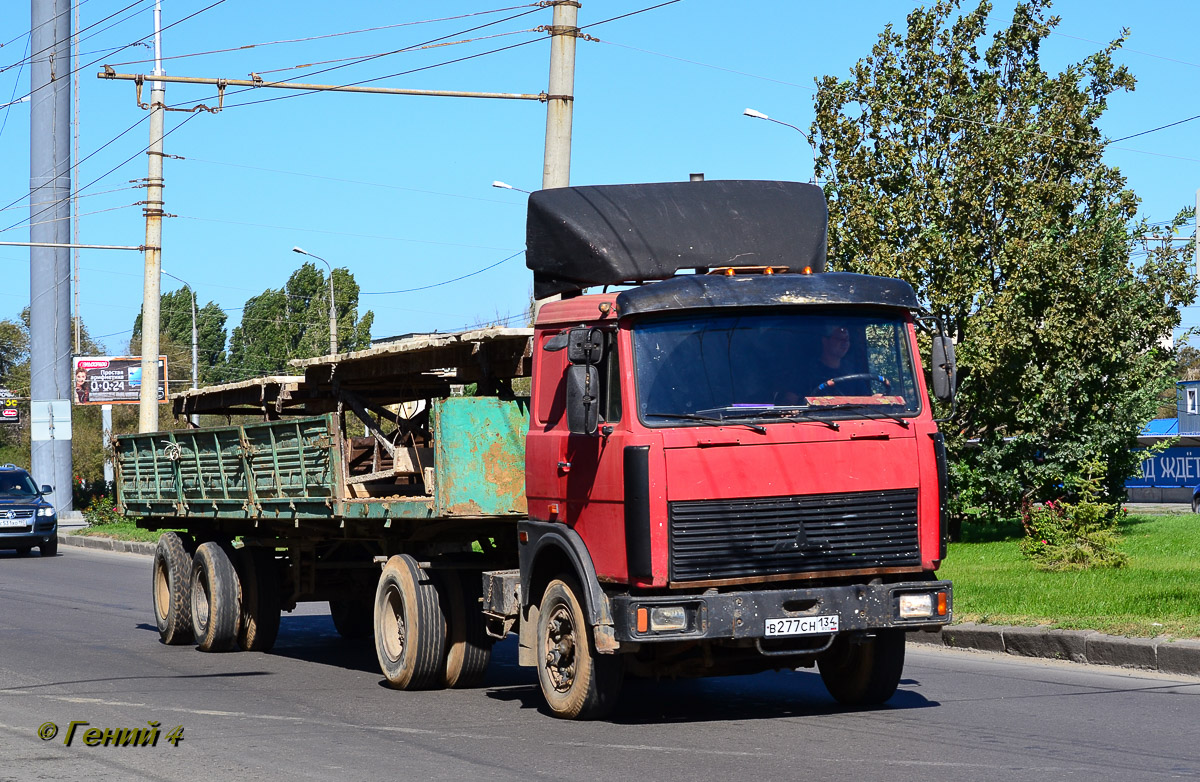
2, 547, 1199, 782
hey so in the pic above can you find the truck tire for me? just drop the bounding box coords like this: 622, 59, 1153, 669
330, 593, 375, 640
234, 547, 281, 652
536, 576, 623, 720
190, 542, 241, 652
153, 532, 194, 645
438, 571, 492, 689
374, 554, 447, 690
818, 630, 906, 707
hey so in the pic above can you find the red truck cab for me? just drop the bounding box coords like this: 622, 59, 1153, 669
515, 180, 953, 719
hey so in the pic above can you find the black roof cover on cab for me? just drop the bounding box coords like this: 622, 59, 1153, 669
525, 180, 827, 299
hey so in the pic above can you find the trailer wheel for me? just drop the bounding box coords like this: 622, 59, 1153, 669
234, 548, 281, 652
190, 542, 241, 652
152, 532, 194, 645
373, 554, 446, 690
438, 571, 492, 689
818, 630, 906, 707
536, 576, 623, 720
330, 593, 375, 640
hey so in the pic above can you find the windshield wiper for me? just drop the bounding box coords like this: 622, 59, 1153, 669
814, 403, 911, 428
751, 407, 840, 430
644, 412, 766, 434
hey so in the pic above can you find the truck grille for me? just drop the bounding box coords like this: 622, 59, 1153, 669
668, 489, 920, 582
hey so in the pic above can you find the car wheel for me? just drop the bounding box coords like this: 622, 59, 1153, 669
40, 537, 58, 557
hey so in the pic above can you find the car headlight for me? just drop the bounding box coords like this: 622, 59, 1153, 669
37, 506, 55, 517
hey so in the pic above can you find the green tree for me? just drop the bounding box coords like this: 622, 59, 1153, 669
221, 262, 374, 382
132, 287, 228, 386
811, 0, 1196, 520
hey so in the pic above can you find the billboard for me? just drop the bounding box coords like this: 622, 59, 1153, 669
73, 356, 167, 405
0, 389, 17, 424
1125, 446, 1200, 489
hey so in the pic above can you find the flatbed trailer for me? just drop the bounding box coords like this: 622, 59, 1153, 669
118, 180, 955, 719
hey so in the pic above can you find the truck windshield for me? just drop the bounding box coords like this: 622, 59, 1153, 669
632, 310, 921, 425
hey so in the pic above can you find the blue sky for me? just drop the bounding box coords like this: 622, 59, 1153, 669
1, 0, 1197, 377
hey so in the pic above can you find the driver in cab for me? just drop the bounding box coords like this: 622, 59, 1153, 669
805, 322, 870, 397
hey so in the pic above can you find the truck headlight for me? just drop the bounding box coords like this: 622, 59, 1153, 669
898, 593, 934, 619
37, 507, 55, 517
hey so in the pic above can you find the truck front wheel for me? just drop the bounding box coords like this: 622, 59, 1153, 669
373, 555, 447, 690
153, 532, 194, 645
817, 630, 906, 707
536, 577, 623, 720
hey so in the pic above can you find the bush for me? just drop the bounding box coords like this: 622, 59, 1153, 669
83, 495, 123, 526
1018, 461, 1126, 571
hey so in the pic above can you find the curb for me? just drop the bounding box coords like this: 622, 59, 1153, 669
58, 532, 156, 557
60, 533, 1200, 678
910, 622, 1200, 677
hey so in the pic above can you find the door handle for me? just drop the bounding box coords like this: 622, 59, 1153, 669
557, 461, 571, 473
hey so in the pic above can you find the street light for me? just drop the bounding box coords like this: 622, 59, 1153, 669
292, 246, 338, 355
161, 269, 199, 427
743, 107, 819, 184
492, 180, 531, 194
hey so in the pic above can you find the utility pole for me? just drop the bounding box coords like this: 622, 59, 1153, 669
542, 1, 578, 190
29, 0, 75, 511
138, 1, 165, 433
533, 1, 579, 319
72, 0, 80, 354
292, 247, 338, 355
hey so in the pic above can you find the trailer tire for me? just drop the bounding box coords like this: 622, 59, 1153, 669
374, 554, 446, 690
152, 532, 194, 645
330, 593, 375, 640
536, 576, 623, 720
818, 630, 906, 707
234, 548, 281, 652
190, 542, 241, 652
439, 571, 492, 689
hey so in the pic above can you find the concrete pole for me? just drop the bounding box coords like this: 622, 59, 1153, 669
541, 1, 578, 190
29, 0, 74, 511
533, 1, 578, 320
101, 404, 113, 486
138, 2, 165, 433
1195, 188, 1199, 280
328, 273, 338, 355
72, 0, 80, 354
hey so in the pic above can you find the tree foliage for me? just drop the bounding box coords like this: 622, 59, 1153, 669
812, 0, 1197, 520
132, 287, 228, 386
220, 262, 374, 382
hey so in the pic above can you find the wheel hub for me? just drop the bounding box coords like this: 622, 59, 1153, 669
544, 607, 577, 692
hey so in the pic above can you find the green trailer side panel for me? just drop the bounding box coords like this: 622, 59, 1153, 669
433, 397, 528, 517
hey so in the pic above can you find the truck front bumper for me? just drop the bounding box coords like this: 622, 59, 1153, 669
609, 580, 952, 644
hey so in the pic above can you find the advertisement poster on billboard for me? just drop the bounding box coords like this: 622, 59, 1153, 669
72, 357, 168, 405
0, 389, 17, 424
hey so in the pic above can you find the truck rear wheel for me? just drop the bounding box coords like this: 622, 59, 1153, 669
536, 577, 623, 720
153, 532, 194, 645
439, 571, 492, 689
190, 542, 241, 652
234, 547, 281, 652
374, 554, 446, 690
818, 630, 906, 707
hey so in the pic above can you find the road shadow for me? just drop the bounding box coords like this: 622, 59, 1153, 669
482, 637, 937, 724
264, 613, 381, 674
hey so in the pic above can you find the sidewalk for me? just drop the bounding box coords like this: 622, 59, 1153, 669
56, 529, 1200, 678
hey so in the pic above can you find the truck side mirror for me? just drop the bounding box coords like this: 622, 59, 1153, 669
565, 364, 600, 435
931, 336, 956, 402
567, 327, 604, 365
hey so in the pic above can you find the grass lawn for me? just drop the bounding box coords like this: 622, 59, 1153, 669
940, 513, 1200, 639
74, 521, 168, 544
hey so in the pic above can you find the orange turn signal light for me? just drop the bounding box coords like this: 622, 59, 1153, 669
937, 592, 948, 616
636, 607, 649, 633
802, 265, 813, 275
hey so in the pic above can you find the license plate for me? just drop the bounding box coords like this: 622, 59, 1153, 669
764, 614, 839, 637
0, 518, 27, 528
